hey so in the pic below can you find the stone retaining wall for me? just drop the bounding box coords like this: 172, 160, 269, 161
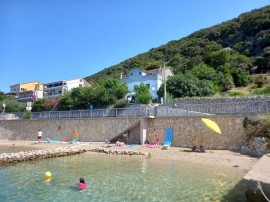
145, 116, 246, 149
0, 116, 247, 149
0, 118, 139, 142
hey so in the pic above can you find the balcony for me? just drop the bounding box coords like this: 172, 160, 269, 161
43, 85, 63, 91
43, 93, 62, 99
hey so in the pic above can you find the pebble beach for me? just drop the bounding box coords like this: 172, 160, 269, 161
0, 140, 259, 172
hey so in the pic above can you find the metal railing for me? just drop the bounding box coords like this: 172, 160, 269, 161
173, 100, 269, 116
0, 107, 154, 120
1, 100, 269, 120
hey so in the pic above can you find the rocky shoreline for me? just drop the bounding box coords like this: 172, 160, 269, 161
0, 145, 148, 165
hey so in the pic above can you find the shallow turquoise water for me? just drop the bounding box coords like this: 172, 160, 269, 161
0, 152, 246, 202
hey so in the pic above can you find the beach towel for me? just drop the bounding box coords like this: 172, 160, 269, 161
45, 138, 60, 143
164, 128, 173, 147
146, 144, 158, 148
124, 144, 139, 148
64, 137, 78, 144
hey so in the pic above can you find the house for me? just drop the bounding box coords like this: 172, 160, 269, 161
120, 68, 173, 100
43, 78, 90, 99
9, 81, 44, 102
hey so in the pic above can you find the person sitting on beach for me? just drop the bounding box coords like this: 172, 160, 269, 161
116, 139, 125, 147
78, 177, 87, 190
198, 145, 205, 153
191, 146, 197, 152
144, 140, 150, 144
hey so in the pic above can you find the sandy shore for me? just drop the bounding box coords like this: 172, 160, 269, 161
0, 140, 259, 171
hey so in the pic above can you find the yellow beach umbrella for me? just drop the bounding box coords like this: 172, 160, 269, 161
201, 118, 222, 135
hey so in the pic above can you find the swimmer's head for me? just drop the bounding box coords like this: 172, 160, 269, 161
79, 178, 85, 183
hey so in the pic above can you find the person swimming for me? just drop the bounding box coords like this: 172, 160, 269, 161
78, 177, 87, 190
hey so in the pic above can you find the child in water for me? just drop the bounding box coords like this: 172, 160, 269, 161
78, 177, 87, 190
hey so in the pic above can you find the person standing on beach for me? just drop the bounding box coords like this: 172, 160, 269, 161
123, 131, 129, 144
38, 130, 42, 143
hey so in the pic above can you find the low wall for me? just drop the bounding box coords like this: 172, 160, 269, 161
0, 118, 139, 142
145, 116, 246, 149
0, 116, 246, 149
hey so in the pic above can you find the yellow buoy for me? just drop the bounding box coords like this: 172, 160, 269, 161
44, 171, 52, 182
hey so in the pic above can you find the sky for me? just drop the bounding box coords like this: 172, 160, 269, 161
0, 0, 269, 93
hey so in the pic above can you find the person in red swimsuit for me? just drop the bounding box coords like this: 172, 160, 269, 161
78, 177, 87, 190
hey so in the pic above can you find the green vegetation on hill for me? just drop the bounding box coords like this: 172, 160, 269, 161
85, 5, 270, 83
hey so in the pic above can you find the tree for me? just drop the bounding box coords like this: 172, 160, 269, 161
130, 57, 142, 68
134, 83, 152, 104
99, 77, 128, 100
207, 50, 231, 68
0, 91, 4, 102
230, 68, 251, 87
162, 74, 215, 98
2, 96, 26, 112
58, 92, 73, 110
189, 63, 216, 80
212, 72, 234, 92
44, 98, 61, 111
254, 47, 270, 73
32, 99, 46, 112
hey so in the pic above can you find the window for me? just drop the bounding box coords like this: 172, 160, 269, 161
79, 84, 83, 87
139, 72, 141, 75
131, 73, 133, 76
146, 84, 150, 89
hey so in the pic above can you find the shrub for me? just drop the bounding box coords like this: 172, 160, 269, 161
254, 75, 267, 88
114, 99, 128, 108
252, 85, 270, 95
227, 91, 246, 97
24, 110, 32, 119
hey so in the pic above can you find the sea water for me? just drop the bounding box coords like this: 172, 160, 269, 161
0, 152, 246, 202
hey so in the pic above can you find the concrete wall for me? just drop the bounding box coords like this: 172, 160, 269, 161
0, 116, 246, 149
145, 116, 246, 149
0, 118, 140, 142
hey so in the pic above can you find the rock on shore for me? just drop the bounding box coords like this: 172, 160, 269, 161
0, 146, 147, 165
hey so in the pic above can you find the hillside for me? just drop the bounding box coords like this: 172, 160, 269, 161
85, 5, 270, 83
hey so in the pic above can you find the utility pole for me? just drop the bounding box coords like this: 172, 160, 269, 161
163, 61, 167, 102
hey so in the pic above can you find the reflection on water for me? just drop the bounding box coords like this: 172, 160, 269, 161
0, 152, 246, 202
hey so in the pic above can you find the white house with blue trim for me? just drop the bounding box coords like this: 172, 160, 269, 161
120, 68, 173, 100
